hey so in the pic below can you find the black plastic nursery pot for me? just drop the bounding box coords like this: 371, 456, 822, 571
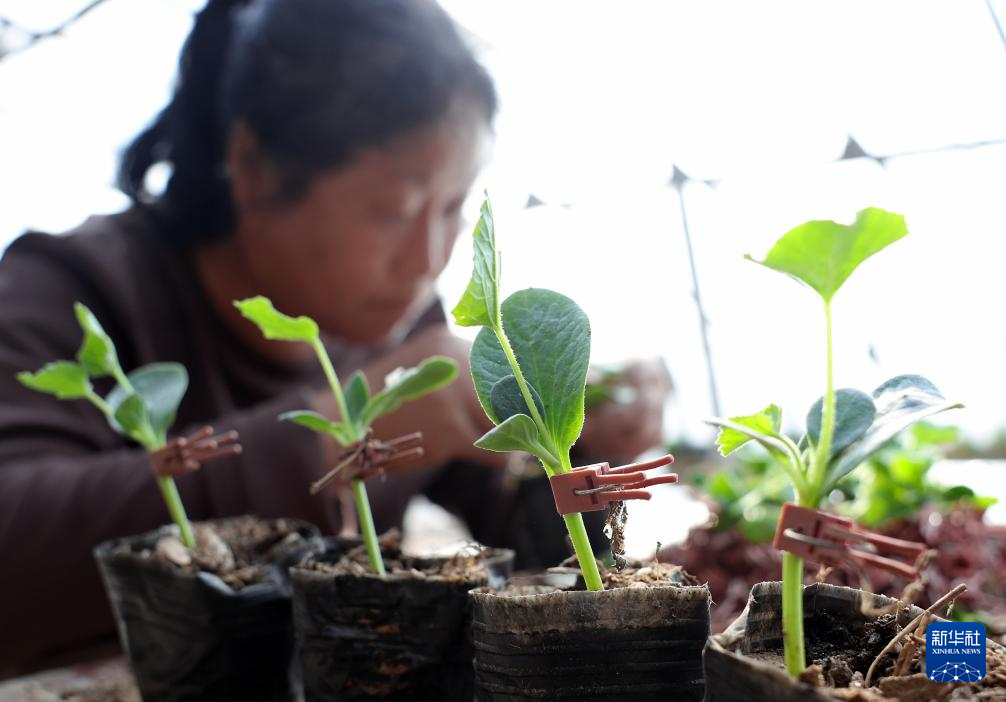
704, 581, 1006, 701
93, 516, 322, 702
469, 576, 711, 700
292, 537, 515, 701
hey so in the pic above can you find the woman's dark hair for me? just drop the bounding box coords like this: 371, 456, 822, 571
118, 0, 496, 245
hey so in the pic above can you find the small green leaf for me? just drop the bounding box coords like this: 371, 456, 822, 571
74, 302, 122, 377
345, 371, 370, 426
280, 410, 354, 443
715, 405, 782, 455
234, 296, 319, 343
489, 374, 545, 423
17, 361, 92, 399
470, 288, 590, 455
474, 413, 555, 465
359, 356, 458, 427
451, 196, 500, 328
806, 389, 876, 460
823, 374, 963, 491
746, 208, 908, 302
112, 392, 152, 445
107, 363, 188, 444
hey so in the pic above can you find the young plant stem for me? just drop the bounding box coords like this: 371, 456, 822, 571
781, 551, 806, 675
352, 478, 386, 576
808, 300, 836, 498
86, 388, 196, 548
310, 338, 386, 575
564, 512, 604, 591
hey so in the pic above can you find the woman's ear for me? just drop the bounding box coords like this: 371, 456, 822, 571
226, 123, 282, 217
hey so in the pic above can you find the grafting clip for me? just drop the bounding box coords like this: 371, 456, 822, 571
549, 454, 678, 515
309, 429, 424, 495
773, 503, 928, 579
149, 426, 242, 479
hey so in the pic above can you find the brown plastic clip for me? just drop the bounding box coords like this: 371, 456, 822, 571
549, 454, 678, 515
773, 503, 927, 579
309, 430, 424, 495
149, 426, 242, 479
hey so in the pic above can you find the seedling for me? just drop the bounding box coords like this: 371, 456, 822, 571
453, 195, 675, 591
18, 303, 210, 548
235, 296, 458, 576
705, 208, 963, 675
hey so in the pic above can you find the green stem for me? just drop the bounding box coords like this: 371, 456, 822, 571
352, 479, 385, 576
809, 300, 836, 497
563, 512, 603, 591
312, 339, 351, 424
158, 476, 196, 549
782, 551, 806, 675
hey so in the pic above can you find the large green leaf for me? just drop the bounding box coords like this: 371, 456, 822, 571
715, 405, 782, 455
474, 413, 556, 466
806, 388, 876, 460
74, 302, 122, 377
359, 356, 458, 427
489, 374, 545, 423
824, 374, 963, 491
471, 288, 590, 454
451, 196, 500, 328
233, 296, 319, 343
106, 363, 188, 444
17, 361, 92, 399
279, 410, 357, 446
344, 371, 370, 426
746, 208, 908, 302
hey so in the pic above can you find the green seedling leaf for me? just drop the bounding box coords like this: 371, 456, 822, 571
234, 296, 319, 343
345, 371, 370, 426
806, 388, 876, 460
490, 374, 545, 423
17, 361, 92, 399
280, 410, 356, 445
746, 208, 908, 302
715, 405, 782, 455
474, 413, 556, 464
74, 302, 122, 377
105, 364, 188, 444
112, 392, 152, 445
470, 288, 590, 454
824, 374, 963, 491
451, 197, 500, 328
359, 356, 458, 427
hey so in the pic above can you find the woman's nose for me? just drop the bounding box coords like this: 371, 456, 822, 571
397, 213, 449, 279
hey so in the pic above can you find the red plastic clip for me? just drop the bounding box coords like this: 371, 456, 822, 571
549, 454, 678, 515
773, 503, 928, 579
149, 426, 242, 479
309, 430, 424, 495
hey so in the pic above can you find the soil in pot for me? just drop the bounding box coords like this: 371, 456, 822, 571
704, 581, 1006, 701
292, 530, 514, 701
470, 560, 710, 701
94, 515, 322, 702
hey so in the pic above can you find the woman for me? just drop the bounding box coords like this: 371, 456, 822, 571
0, 0, 667, 675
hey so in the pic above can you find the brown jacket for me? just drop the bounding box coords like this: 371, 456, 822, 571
0, 208, 506, 675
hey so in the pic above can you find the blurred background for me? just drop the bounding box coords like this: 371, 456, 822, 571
1, 1, 1004, 561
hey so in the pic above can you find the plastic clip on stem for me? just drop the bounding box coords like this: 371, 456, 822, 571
773, 503, 928, 579
310, 431, 425, 495
549, 454, 678, 515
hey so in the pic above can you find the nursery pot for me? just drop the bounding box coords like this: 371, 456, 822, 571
704, 581, 1006, 701
292, 538, 514, 701
93, 516, 322, 702
470, 581, 711, 700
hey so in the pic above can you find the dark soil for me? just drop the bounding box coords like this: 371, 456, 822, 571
149, 515, 313, 589
301, 529, 504, 581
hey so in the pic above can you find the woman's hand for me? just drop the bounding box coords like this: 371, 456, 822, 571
575, 358, 672, 467
310, 325, 507, 475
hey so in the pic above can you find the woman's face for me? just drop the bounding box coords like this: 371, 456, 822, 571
230, 103, 492, 344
